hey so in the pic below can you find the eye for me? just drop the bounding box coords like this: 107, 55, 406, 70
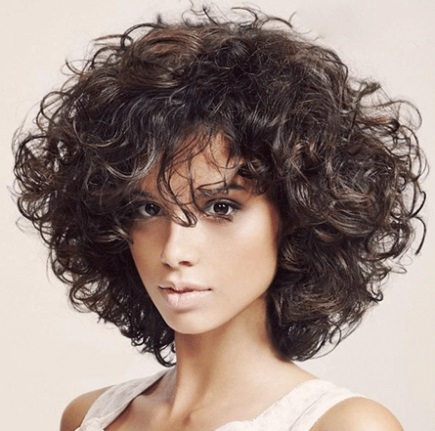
206, 200, 239, 217
137, 202, 162, 217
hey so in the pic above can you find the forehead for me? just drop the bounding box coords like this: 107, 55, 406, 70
138, 134, 243, 195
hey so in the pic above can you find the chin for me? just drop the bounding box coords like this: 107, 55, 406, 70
162, 313, 219, 336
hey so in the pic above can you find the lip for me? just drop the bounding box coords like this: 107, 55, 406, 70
158, 282, 212, 310
158, 281, 211, 293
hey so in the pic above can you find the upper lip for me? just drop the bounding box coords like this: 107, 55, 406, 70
158, 281, 211, 292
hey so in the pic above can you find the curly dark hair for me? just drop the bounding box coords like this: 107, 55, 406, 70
13, 8, 425, 366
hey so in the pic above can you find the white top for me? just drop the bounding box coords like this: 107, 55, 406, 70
75, 370, 358, 431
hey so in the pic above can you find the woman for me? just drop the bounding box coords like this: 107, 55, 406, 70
13, 7, 425, 431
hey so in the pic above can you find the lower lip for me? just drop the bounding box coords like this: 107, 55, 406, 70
159, 288, 212, 310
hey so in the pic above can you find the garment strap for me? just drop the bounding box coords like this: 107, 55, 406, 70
215, 380, 359, 431
82, 369, 167, 429
288, 382, 359, 430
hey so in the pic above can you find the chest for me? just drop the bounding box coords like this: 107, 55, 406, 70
105, 394, 271, 431
81, 376, 355, 431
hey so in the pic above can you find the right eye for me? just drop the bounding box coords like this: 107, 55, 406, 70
137, 202, 162, 217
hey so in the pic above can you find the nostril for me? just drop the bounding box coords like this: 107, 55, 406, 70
161, 258, 194, 268
159, 221, 199, 268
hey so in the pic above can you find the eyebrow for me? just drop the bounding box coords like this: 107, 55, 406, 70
132, 190, 158, 201
133, 182, 247, 201
196, 182, 247, 197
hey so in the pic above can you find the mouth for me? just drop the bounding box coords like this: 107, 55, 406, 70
158, 283, 212, 310
158, 282, 211, 293
164, 287, 201, 294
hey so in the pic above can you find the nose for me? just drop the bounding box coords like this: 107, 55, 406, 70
160, 220, 200, 268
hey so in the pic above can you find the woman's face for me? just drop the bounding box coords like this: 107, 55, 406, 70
129, 139, 280, 335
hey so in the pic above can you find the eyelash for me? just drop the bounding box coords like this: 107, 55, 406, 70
204, 199, 240, 220
134, 199, 241, 221
136, 202, 163, 218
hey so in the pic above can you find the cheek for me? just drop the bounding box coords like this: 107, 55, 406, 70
216, 212, 279, 283
129, 232, 159, 281
239, 208, 279, 260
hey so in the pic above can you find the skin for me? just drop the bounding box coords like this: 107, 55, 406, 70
60, 138, 404, 431
129, 141, 281, 338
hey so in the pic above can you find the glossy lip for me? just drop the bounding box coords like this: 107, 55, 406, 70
158, 281, 211, 292
158, 282, 212, 310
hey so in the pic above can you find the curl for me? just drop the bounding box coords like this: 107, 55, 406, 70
13, 7, 426, 365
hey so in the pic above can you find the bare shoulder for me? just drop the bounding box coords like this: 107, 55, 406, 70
312, 397, 404, 431
60, 386, 110, 431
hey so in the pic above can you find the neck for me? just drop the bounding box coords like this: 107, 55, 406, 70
161, 299, 304, 413
174, 301, 275, 383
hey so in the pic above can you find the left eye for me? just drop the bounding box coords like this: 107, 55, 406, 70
137, 202, 162, 217
207, 201, 237, 216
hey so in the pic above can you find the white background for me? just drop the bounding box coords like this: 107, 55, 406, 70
1, 1, 434, 429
